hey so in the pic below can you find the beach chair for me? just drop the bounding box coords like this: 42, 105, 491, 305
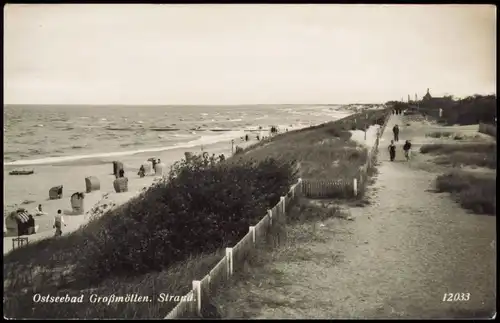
113, 177, 129, 193
85, 176, 100, 193
49, 185, 63, 200
112, 161, 124, 178
155, 162, 166, 176
141, 160, 153, 175
70, 192, 85, 215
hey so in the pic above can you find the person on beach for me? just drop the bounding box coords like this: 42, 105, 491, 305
138, 165, 146, 178
392, 124, 400, 142
53, 209, 66, 237
245, 134, 249, 141
34, 204, 46, 216
151, 158, 157, 172
403, 140, 412, 161
388, 140, 396, 161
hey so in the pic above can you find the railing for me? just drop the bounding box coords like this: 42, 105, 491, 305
301, 111, 391, 199
478, 123, 497, 138
164, 111, 392, 319
164, 179, 303, 319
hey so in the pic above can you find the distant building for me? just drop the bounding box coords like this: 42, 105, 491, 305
423, 88, 432, 101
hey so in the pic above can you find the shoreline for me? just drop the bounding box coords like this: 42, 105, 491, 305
3, 138, 259, 255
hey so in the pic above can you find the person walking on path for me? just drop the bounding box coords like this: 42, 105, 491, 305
392, 124, 400, 142
388, 140, 396, 161
403, 140, 412, 161
53, 209, 66, 237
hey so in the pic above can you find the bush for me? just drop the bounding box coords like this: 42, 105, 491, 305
435, 171, 496, 215
420, 142, 495, 155
421, 95, 496, 125
433, 152, 497, 169
78, 154, 296, 282
426, 131, 453, 138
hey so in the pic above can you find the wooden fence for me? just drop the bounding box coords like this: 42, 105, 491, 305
300, 111, 391, 199
478, 123, 497, 138
164, 112, 392, 319
164, 178, 303, 319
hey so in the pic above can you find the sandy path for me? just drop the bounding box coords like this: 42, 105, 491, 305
349, 124, 380, 149
219, 115, 496, 319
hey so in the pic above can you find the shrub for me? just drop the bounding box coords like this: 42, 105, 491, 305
422, 95, 496, 125
435, 171, 496, 215
426, 131, 452, 138
433, 152, 496, 169
420, 142, 495, 155
77, 154, 296, 283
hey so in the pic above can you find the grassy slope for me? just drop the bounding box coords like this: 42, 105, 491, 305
230, 108, 389, 180
418, 126, 496, 216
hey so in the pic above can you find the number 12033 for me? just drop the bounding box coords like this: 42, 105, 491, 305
442, 293, 470, 302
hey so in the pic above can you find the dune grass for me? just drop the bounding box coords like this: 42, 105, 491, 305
435, 171, 496, 215
419, 142, 496, 169
229, 108, 389, 181
4, 108, 389, 319
210, 197, 349, 318
426, 131, 453, 138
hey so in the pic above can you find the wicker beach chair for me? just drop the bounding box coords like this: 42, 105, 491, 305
85, 176, 100, 193
113, 177, 129, 193
49, 185, 63, 200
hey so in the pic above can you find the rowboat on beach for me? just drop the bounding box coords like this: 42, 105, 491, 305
8, 169, 34, 176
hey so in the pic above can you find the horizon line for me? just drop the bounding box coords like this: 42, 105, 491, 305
3, 103, 384, 107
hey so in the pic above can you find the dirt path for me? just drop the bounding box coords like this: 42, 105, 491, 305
217, 115, 496, 319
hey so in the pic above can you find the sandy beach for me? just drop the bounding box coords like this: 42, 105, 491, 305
3, 137, 259, 254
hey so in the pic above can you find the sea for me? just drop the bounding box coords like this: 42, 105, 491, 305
3, 104, 358, 166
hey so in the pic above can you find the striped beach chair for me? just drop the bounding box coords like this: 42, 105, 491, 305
15, 210, 30, 224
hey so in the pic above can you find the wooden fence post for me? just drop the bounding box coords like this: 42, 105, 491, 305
280, 196, 285, 214
192, 280, 201, 317
353, 178, 358, 196
249, 226, 256, 245
225, 248, 233, 278
268, 209, 273, 226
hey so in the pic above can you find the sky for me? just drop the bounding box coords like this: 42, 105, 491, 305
3, 4, 497, 105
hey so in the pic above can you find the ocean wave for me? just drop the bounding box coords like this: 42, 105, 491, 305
150, 128, 180, 132
105, 127, 136, 131
4, 130, 245, 166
